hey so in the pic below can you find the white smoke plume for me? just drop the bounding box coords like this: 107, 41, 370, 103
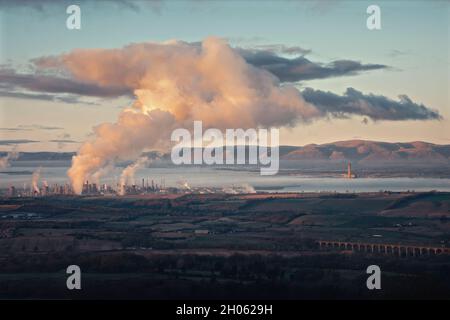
222, 183, 256, 194
34, 37, 320, 194
0, 151, 19, 169
91, 163, 115, 186
177, 180, 192, 191
119, 156, 150, 195
242, 183, 256, 194
31, 167, 41, 194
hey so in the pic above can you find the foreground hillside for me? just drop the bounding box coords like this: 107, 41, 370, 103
0, 191, 449, 299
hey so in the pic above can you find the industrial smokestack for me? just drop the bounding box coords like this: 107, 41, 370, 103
119, 157, 150, 195
31, 168, 41, 194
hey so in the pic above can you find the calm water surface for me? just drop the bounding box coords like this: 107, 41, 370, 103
1, 163, 449, 192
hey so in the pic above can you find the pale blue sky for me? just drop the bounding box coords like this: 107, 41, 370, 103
0, 0, 449, 151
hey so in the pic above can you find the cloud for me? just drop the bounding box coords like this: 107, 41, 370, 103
0, 124, 63, 131
0, 90, 78, 104
387, 49, 411, 58
29, 38, 439, 126
26, 42, 387, 94
238, 48, 388, 82
0, 127, 31, 132
0, 0, 160, 12
19, 124, 64, 130
0, 42, 388, 104
50, 138, 79, 150
0, 90, 101, 105
0, 69, 130, 98
0, 139, 38, 145
0, 39, 437, 127
49, 132, 79, 149
248, 44, 312, 56
301, 87, 442, 121
49, 139, 78, 143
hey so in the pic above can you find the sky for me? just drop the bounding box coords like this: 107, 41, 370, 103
0, 0, 449, 152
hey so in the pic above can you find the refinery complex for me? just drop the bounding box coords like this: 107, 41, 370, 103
2, 162, 358, 198
3, 178, 255, 197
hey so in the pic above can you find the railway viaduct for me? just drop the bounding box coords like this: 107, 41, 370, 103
317, 240, 449, 257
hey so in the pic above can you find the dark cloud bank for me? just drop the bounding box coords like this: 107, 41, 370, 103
239, 48, 387, 82
302, 88, 442, 121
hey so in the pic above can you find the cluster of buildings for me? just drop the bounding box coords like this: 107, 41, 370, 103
5, 178, 171, 197
7, 183, 73, 197
82, 178, 167, 195
4, 178, 249, 198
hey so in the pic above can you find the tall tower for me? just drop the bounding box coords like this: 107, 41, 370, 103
347, 162, 352, 179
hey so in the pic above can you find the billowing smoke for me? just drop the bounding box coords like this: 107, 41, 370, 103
0, 151, 19, 169
31, 37, 441, 193
42, 37, 319, 193
177, 180, 192, 191
31, 167, 41, 194
222, 183, 256, 194
242, 183, 256, 194
68, 109, 175, 194
119, 157, 150, 195
91, 163, 114, 186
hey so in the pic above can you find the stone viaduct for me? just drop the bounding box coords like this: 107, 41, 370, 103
317, 240, 449, 257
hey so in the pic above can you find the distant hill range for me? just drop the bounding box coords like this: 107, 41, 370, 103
2, 140, 450, 164
280, 140, 450, 164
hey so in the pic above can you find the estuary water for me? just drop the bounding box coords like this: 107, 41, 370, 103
1, 162, 449, 192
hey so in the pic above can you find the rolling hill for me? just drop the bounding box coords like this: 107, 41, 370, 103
2, 140, 449, 164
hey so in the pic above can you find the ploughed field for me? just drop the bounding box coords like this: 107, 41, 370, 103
0, 192, 449, 299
